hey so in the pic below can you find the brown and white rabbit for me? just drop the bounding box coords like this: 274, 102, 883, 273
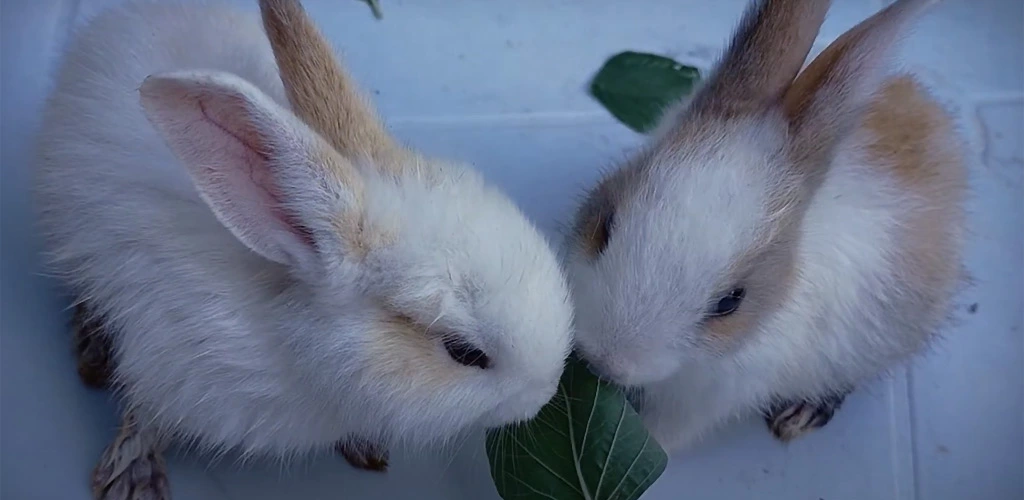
33, 0, 573, 497
566, 0, 967, 452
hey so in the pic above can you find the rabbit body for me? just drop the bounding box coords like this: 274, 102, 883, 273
567, 0, 966, 451
35, 0, 573, 459
632, 77, 965, 449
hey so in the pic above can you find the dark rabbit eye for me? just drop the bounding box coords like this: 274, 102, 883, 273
594, 211, 615, 255
443, 337, 490, 369
709, 288, 745, 317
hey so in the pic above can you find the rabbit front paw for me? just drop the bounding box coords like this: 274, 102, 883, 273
763, 391, 848, 442
92, 412, 169, 500
73, 302, 115, 389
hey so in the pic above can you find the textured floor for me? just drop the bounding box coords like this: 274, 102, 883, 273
2, 1, 1021, 499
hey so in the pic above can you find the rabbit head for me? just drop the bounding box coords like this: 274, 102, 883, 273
137, 0, 573, 445
566, 0, 940, 387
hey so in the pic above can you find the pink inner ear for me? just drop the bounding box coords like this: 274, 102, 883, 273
194, 97, 317, 249
140, 72, 327, 267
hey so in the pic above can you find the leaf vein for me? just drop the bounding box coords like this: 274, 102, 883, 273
605, 434, 650, 500
532, 413, 571, 441
594, 396, 627, 499
579, 381, 601, 458
620, 453, 663, 500
508, 431, 585, 497
509, 473, 562, 500
562, 383, 594, 500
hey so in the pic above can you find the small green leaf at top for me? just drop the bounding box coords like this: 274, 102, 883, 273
485, 357, 668, 500
589, 51, 702, 134
358, 0, 383, 19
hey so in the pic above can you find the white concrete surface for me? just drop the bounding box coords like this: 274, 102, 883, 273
2, 0, 1021, 499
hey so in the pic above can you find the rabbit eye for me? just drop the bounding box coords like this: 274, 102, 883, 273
443, 337, 490, 369
594, 211, 615, 255
708, 288, 745, 317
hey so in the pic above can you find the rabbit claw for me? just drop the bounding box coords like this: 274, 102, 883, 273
337, 436, 389, 472
764, 392, 847, 442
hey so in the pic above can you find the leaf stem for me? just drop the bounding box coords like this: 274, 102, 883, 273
561, 384, 594, 500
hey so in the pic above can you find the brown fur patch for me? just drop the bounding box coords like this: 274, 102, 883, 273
861, 75, 967, 299
259, 0, 408, 172
862, 76, 960, 191
572, 153, 653, 258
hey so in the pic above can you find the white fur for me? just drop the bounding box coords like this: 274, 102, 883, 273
567, 0, 963, 452
34, 0, 572, 458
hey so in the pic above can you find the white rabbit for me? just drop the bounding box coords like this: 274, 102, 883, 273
33, 0, 573, 497
566, 0, 966, 452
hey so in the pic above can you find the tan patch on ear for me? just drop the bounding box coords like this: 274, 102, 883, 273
782, 35, 854, 122
259, 0, 408, 172
861, 75, 967, 298
779, 22, 867, 184
362, 312, 461, 390
694, 0, 830, 115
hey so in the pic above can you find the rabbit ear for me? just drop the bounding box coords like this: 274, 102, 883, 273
692, 0, 832, 115
259, 0, 404, 168
139, 70, 365, 272
783, 0, 938, 174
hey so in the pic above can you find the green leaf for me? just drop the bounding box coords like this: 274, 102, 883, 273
486, 357, 668, 500
589, 51, 701, 133
358, 0, 383, 19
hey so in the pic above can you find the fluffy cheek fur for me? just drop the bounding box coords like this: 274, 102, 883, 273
285, 292, 494, 447
359, 316, 489, 436
566, 254, 685, 386
567, 224, 798, 388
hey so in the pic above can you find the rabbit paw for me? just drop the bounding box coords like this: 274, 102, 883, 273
337, 437, 389, 472
73, 302, 115, 389
92, 412, 170, 500
764, 392, 847, 442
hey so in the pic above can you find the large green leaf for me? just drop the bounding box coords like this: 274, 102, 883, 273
486, 358, 668, 500
589, 51, 701, 133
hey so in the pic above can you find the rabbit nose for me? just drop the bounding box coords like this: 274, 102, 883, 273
582, 357, 634, 386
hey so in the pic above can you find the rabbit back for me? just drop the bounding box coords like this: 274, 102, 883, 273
33, 2, 347, 455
